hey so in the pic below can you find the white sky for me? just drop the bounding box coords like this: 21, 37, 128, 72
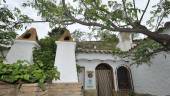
3, 0, 163, 38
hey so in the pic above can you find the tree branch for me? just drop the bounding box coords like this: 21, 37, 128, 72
61, 0, 170, 47
122, 0, 129, 22
15, 20, 49, 24
61, 0, 117, 31
80, 0, 89, 9
121, 0, 133, 25
133, 0, 138, 21
155, 13, 165, 30
61, 0, 142, 33
139, 0, 150, 23
13, 19, 74, 26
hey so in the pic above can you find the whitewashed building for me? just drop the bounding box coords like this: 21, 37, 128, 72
1, 24, 170, 96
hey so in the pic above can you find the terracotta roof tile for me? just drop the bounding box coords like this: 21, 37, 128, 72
76, 41, 117, 53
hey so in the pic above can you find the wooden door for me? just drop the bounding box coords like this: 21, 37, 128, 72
96, 64, 114, 96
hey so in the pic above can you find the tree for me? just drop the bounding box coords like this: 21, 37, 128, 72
0, 5, 60, 85
23, 0, 170, 49
0, 1, 60, 87
0, 0, 33, 58
71, 30, 87, 41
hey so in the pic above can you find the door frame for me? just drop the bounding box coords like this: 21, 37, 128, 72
116, 66, 133, 91
95, 63, 115, 96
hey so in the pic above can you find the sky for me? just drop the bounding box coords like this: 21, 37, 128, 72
2, 0, 163, 38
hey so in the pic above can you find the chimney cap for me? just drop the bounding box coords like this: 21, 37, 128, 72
17, 27, 38, 41
58, 29, 73, 42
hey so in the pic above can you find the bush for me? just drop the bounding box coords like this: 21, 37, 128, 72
0, 60, 59, 89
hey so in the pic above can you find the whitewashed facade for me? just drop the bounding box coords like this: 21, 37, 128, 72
131, 52, 170, 96
2, 25, 170, 96
76, 51, 170, 96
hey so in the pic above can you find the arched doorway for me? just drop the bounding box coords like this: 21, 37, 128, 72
117, 66, 132, 90
96, 63, 114, 96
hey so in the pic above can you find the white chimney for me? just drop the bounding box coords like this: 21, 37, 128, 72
53, 30, 78, 83
5, 28, 40, 64
116, 32, 134, 51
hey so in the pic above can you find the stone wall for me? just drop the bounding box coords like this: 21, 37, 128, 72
0, 81, 17, 96
0, 82, 83, 96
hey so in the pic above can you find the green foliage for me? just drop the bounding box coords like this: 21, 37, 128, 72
132, 39, 161, 64
0, 32, 16, 46
97, 30, 119, 43
24, 0, 170, 45
48, 27, 66, 38
0, 7, 17, 52
24, 0, 170, 53
0, 2, 33, 58
112, 39, 162, 65
76, 64, 81, 73
0, 5, 32, 30
112, 47, 124, 55
0, 27, 61, 89
33, 37, 56, 71
148, 1, 170, 29
33, 27, 66, 71
0, 60, 59, 90
25, 0, 145, 27
71, 30, 86, 41
71, 29, 119, 42
23, 0, 69, 27
33, 27, 64, 82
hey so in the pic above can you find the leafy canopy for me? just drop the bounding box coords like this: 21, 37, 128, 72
21, 0, 170, 64
24, 0, 170, 30
22, 0, 170, 49
0, 0, 33, 58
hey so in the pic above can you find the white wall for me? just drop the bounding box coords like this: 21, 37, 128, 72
77, 53, 121, 61
5, 40, 39, 64
76, 53, 129, 91
53, 41, 78, 83
77, 52, 170, 96
131, 52, 170, 96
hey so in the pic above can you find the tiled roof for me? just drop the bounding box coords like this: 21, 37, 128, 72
77, 48, 113, 54
76, 41, 117, 54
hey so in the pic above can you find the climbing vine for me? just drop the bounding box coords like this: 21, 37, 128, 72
32, 27, 66, 83
32, 28, 64, 82
33, 37, 57, 73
